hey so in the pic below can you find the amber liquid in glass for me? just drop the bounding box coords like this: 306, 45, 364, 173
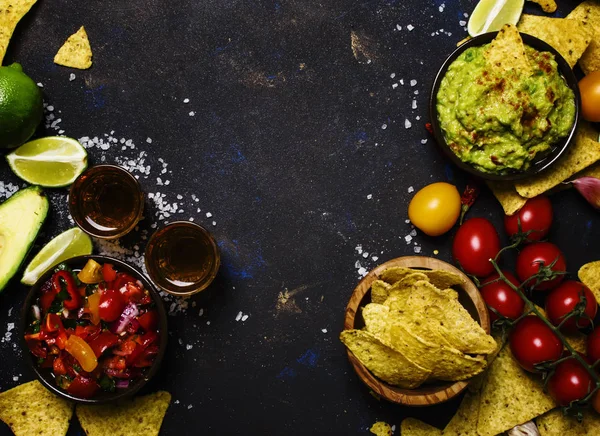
69, 165, 144, 239
145, 222, 220, 295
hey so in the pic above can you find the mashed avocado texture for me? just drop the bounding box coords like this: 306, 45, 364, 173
436, 44, 575, 174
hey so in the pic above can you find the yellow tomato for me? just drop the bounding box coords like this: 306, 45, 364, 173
65, 335, 98, 372
408, 182, 461, 236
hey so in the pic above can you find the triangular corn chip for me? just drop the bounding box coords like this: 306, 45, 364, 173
486, 180, 527, 216
443, 390, 480, 436
54, 26, 92, 69
485, 24, 531, 74
537, 408, 600, 435
0, 0, 38, 64
567, 1, 600, 74
0, 380, 73, 436
76, 391, 171, 436
400, 418, 442, 436
579, 260, 600, 303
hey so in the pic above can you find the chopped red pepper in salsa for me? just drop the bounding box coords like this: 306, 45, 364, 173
25, 260, 160, 398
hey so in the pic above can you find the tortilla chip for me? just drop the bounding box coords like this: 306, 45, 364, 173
443, 391, 480, 436
468, 331, 506, 393
567, 1, 600, 75
381, 267, 463, 290
517, 15, 593, 68
486, 180, 527, 215
577, 161, 600, 179
515, 121, 600, 198
485, 24, 531, 73
371, 279, 392, 304
476, 345, 556, 436
54, 26, 92, 69
0, 0, 38, 64
400, 418, 442, 436
370, 421, 392, 436
579, 260, 600, 303
362, 303, 390, 341
339, 329, 431, 388
537, 408, 600, 436
76, 391, 171, 436
386, 281, 496, 355
388, 324, 486, 381
527, 0, 557, 13
565, 332, 587, 354
0, 380, 73, 436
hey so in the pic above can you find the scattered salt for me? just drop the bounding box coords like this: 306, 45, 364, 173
321, 328, 328, 334
405, 119, 412, 129
407, 186, 414, 193
235, 311, 243, 322
69, 73, 76, 81
366, 194, 372, 200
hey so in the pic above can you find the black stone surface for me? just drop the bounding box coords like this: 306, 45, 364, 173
0, 0, 596, 434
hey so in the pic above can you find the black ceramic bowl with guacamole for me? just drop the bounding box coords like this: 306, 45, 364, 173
429, 31, 580, 181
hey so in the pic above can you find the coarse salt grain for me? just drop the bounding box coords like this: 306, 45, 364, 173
235, 311, 243, 321
69, 73, 76, 81
367, 194, 372, 199
408, 186, 414, 193
407, 24, 414, 31
241, 314, 249, 322
405, 119, 412, 129
322, 328, 328, 333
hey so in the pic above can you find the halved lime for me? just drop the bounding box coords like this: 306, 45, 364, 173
6, 136, 88, 187
468, 0, 525, 37
21, 227, 93, 285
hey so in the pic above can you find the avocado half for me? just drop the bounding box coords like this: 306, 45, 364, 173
0, 186, 49, 292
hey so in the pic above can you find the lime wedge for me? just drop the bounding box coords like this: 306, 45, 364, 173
6, 136, 88, 187
21, 227, 93, 285
468, 0, 525, 37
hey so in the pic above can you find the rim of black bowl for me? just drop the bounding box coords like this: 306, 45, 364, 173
20, 254, 168, 404
429, 32, 581, 182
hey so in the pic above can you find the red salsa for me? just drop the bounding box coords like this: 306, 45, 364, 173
24, 260, 160, 399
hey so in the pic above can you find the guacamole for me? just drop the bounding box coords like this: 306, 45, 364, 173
436, 44, 576, 174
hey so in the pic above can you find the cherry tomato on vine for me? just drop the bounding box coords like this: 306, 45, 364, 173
515, 242, 566, 291
452, 217, 500, 277
480, 271, 524, 322
587, 327, 600, 365
504, 196, 553, 242
98, 287, 126, 322
579, 71, 600, 122
548, 359, 594, 406
509, 316, 562, 372
408, 182, 461, 236
545, 281, 598, 332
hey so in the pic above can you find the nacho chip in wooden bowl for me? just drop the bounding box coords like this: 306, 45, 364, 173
341, 256, 491, 406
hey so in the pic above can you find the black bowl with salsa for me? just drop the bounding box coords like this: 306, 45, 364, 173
20, 255, 168, 404
429, 32, 580, 181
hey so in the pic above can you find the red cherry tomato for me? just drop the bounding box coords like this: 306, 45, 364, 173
98, 287, 126, 322
579, 71, 600, 122
587, 327, 600, 365
66, 375, 100, 399
548, 359, 594, 406
504, 196, 553, 242
545, 281, 598, 332
452, 217, 501, 277
480, 271, 524, 322
515, 242, 566, 291
509, 316, 562, 372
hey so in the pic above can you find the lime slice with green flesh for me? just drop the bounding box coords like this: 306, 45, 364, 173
21, 227, 93, 285
468, 0, 525, 37
6, 136, 88, 187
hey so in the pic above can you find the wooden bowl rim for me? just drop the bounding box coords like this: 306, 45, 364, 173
343, 256, 490, 406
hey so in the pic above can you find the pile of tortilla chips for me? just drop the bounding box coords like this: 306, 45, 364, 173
340, 267, 496, 388
400, 259, 600, 436
0, 380, 171, 436
486, 6, 600, 216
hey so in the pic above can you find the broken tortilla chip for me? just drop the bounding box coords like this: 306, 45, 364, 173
0, 0, 38, 64
579, 260, 600, 303
527, 0, 557, 13
477, 345, 556, 436
54, 26, 92, 69
537, 409, 600, 435
369, 421, 392, 436
400, 418, 442, 436
486, 180, 527, 215
485, 24, 531, 74
517, 14, 593, 68
567, 1, 600, 75
515, 121, 600, 198
443, 390, 480, 436
0, 380, 73, 436
339, 329, 431, 388
76, 391, 171, 436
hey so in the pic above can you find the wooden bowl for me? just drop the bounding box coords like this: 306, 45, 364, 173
343, 256, 490, 406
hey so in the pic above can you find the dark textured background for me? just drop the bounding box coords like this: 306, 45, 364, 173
0, 0, 597, 434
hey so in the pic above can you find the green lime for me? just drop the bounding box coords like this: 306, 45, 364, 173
21, 227, 93, 285
468, 0, 524, 37
6, 136, 88, 187
0, 63, 44, 149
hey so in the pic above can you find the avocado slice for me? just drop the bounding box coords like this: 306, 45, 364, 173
0, 186, 49, 292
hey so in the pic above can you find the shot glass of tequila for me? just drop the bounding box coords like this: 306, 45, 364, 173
145, 221, 220, 296
69, 165, 144, 239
